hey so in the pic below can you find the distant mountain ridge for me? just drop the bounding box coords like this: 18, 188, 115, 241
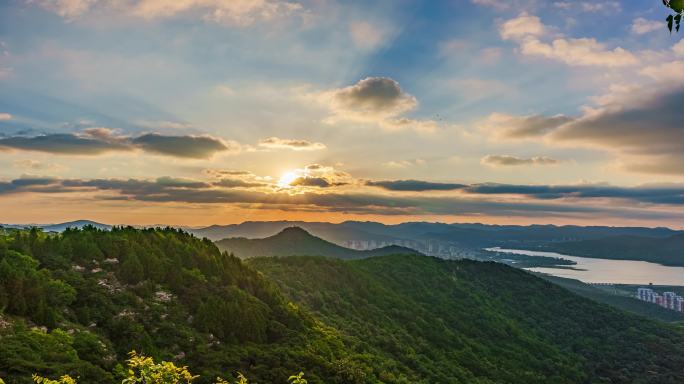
547, 233, 684, 266
189, 220, 681, 245
4, 219, 679, 244
1, 220, 112, 232
215, 226, 421, 259
4, 219, 684, 262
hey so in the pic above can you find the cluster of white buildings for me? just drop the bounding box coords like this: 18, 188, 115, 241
637, 287, 684, 312
342, 239, 474, 258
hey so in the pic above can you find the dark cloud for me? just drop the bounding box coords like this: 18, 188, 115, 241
291, 177, 332, 188
204, 169, 253, 177
366, 179, 467, 191
331, 77, 417, 116
132, 134, 229, 158
213, 178, 266, 188
481, 155, 560, 166
464, 183, 684, 205
10, 177, 58, 187
3, 176, 684, 221
0, 134, 128, 155
488, 114, 574, 139
549, 85, 684, 174
0, 131, 233, 158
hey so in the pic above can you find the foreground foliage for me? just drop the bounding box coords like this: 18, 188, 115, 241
3, 352, 307, 384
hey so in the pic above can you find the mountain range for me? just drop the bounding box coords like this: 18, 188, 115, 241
5, 219, 684, 266
188, 220, 681, 245
546, 233, 684, 266
215, 226, 421, 259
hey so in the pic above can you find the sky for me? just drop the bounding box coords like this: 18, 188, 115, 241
1, 0, 684, 227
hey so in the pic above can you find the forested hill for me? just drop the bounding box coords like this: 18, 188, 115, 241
0, 226, 376, 384
215, 226, 420, 259
250, 255, 684, 384
547, 233, 684, 266
2, 227, 684, 383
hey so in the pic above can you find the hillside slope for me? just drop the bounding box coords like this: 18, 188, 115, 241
0, 227, 372, 384
215, 227, 420, 259
535, 274, 684, 322
251, 254, 684, 384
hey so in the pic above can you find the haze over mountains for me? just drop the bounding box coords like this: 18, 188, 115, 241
187, 220, 681, 245
5, 219, 684, 266
215, 227, 421, 259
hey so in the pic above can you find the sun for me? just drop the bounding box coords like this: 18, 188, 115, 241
278, 170, 301, 188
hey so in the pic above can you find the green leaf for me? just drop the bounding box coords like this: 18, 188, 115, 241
668, 14, 674, 33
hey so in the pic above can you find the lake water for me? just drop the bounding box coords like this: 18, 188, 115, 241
487, 248, 684, 286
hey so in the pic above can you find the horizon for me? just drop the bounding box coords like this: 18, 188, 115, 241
4, 217, 683, 231
2, 1, 684, 227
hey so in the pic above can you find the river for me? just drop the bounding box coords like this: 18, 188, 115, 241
487, 247, 684, 285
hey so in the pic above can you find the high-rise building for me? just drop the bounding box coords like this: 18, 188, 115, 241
664, 292, 677, 309
637, 287, 655, 302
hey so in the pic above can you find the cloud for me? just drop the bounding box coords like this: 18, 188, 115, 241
0, 113, 11, 121
258, 137, 326, 151
329, 77, 417, 119
382, 118, 439, 133
500, 13, 547, 40
36, 0, 94, 19
672, 39, 684, 57
631, 18, 663, 35
552, 1, 620, 13
0, 133, 130, 155
0, 129, 235, 158
136, 120, 193, 131
278, 164, 353, 188
4, 175, 684, 221
548, 84, 684, 174
349, 22, 388, 50
552, 1, 572, 9
366, 180, 466, 192
382, 158, 426, 168
471, 0, 511, 11
478, 113, 573, 139
519, 37, 637, 67
481, 155, 560, 167
12, 160, 66, 172
204, 169, 254, 177
501, 13, 637, 67
471, 0, 537, 11
290, 177, 332, 188
579, 1, 621, 13
132, 133, 231, 158
35, 0, 306, 26
463, 183, 684, 205
212, 178, 266, 188
316, 77, 439, 132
